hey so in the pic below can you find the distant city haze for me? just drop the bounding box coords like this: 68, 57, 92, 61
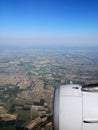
0, 0, 98, 47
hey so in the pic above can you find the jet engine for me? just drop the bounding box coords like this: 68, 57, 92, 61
53, 84, 98, 130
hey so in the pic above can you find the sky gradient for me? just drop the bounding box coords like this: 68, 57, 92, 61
0, 0, 98, 47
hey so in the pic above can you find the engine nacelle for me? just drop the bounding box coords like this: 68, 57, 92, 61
53, 84, 98, 130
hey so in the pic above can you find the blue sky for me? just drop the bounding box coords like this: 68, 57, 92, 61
0, 0, 98, 47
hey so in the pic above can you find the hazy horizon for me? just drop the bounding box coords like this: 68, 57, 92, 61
0, 0, 98, 47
